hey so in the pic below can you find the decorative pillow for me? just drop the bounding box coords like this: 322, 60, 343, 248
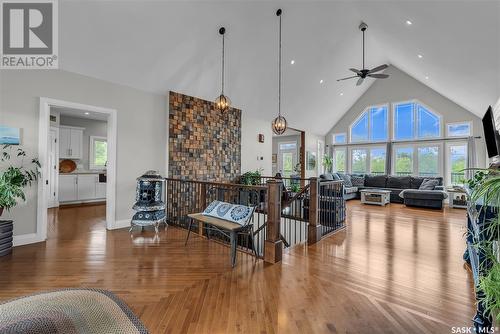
202, 201, 255, 226
332, 173, 342, 181
338, 174, 353, 187
320, 173, 334, 181
418, 178, 439, 190
351, 175, 365, 187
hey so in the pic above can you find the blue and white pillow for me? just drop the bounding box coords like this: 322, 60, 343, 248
202, 201, 255, 226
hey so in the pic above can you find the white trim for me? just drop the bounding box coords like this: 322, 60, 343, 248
35, 98, 118, 247
333, 146, 347, 173
112, 219, 131, 230
48, 126, 59, 208
445, 140, 468, 186
13, 233, 44, 247
391, 141, 444, 177
89, 135, 107, 170
446, 121, 472, 138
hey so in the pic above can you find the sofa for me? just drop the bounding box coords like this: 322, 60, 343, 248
319, 173, 448, 209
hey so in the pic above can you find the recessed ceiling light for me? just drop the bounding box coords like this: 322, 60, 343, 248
425, 76, 429, 80
339, 92, 344, 96
84, 112, 90, 115
406, 20, 412, 25
417, 54, 423, 59
290, 60, 295, 65
320, 79, 324, 84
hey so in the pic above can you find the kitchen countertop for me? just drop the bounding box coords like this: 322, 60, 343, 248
60, 170, 106, 175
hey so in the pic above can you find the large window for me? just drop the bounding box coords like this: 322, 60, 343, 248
447, 143, 468, 185
334, 148, 346, 173
393, 144, 442, 177
332, 133, 346, 144
447, 122, 471, 137
351, 149, 368, 174
349, 147, 386, 174
90, 136, 107, 170
350, 105, 388, 143
393, 101, 441, 141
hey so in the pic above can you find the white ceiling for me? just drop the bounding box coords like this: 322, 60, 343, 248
59, 1, 500, 135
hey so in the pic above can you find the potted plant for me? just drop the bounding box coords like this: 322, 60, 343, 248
240, 169, 263, 186
0, 145, 40, 215
323, 154, 333, 174
471, 168, 500, 323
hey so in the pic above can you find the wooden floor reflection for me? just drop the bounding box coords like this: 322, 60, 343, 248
0, 201, 475, 333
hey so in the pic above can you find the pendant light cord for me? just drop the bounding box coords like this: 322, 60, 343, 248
362, 29, 365, 70
278, 10, 282, 117
221, 32, 225, 94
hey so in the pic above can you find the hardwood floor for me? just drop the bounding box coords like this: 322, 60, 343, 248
0, 201, 475, 333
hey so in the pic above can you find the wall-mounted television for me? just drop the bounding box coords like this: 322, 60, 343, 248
482, 106, 500, 158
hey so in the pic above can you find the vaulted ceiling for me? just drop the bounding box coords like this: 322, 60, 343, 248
59, 1, 500, 135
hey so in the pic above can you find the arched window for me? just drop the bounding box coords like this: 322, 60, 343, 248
393, 101, 441, 141
349, 105, 388, 143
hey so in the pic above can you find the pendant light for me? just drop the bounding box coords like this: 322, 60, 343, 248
272, 9, 287, 135
215, 27, 231, 111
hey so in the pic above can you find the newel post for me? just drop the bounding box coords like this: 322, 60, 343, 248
307, 177, 321, 244
198, 183, 207, 235
264, 179, 283, 264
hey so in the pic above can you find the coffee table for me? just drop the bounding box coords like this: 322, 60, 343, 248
360, 189, 391, 206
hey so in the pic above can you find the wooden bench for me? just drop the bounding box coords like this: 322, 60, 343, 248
185, 213, 257, 267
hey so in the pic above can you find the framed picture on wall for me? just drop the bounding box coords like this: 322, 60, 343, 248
306, 151, 316, 170
0, 126, 20, 145
272, 153, 277, 164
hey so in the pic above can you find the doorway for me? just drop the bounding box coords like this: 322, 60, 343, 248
37, 98, 117, 243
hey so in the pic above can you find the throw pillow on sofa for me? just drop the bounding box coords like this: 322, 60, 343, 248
351, 175, 364, 187
338, 174, 353, 187
419, 178, 439, 190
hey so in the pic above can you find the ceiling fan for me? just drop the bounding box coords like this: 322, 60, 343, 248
337, 22, 389, 86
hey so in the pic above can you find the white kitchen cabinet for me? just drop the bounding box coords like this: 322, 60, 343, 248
59, 175, 78, 202
77, 175, 97, 200
59, 126, 84, 159
96, 180, 106, 199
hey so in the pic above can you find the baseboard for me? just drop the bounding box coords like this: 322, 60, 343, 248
13, 233, 45, 247
110, 219, 130, 230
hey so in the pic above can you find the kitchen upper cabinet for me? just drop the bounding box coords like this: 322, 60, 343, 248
59, 174, 78, 202
77, 175, 97, 200
59, 126, 84, 159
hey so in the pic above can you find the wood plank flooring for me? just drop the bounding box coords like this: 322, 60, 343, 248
0, 201, 475, 333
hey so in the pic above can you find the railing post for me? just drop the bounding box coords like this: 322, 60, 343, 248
264, 179, 282, 264
308, 177, 321, 244
198, 183, 206, 235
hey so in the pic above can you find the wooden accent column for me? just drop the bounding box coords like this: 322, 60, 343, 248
307, 177, 321, 244
264, 180, 283, 264
198, 183, 207, 235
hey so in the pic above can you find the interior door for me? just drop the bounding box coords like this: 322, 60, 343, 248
278, 141, 298, 177
48, 127, 58, 208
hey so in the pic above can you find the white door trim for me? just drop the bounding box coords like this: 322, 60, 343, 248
37, 97, 118, 243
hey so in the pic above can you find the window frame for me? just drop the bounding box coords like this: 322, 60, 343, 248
332, 133, 347, 144
349, 104, 389, 144
446, 121, 472, 138
391, 100, 443, 142
445, 140, 469, 186
348, 145, 386, 175
391, 142, 443, 177
333, 147, 347, 173
89, 135, 107, 170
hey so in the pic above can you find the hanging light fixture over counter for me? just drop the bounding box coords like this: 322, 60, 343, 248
272, 8, 288, 135
215, 27, 231, 111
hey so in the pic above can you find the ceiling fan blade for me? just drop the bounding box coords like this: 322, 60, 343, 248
368, 64, 388, 74
336, 75, 358, 81
367, 73, 389, 79
356, 77, 364, 86
349, 68, 362, 75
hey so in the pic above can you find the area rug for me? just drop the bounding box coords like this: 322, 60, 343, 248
0, 289, 149, 334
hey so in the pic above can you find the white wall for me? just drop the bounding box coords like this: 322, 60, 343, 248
304, 132, 325, 178
240, 113, 272, 176
59, 115, 107, 170
326, 65, 487, 169
1, 70, 167, 236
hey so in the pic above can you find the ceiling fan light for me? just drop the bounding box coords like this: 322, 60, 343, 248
215, 94, 231, 111
272, 115, 287, 135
